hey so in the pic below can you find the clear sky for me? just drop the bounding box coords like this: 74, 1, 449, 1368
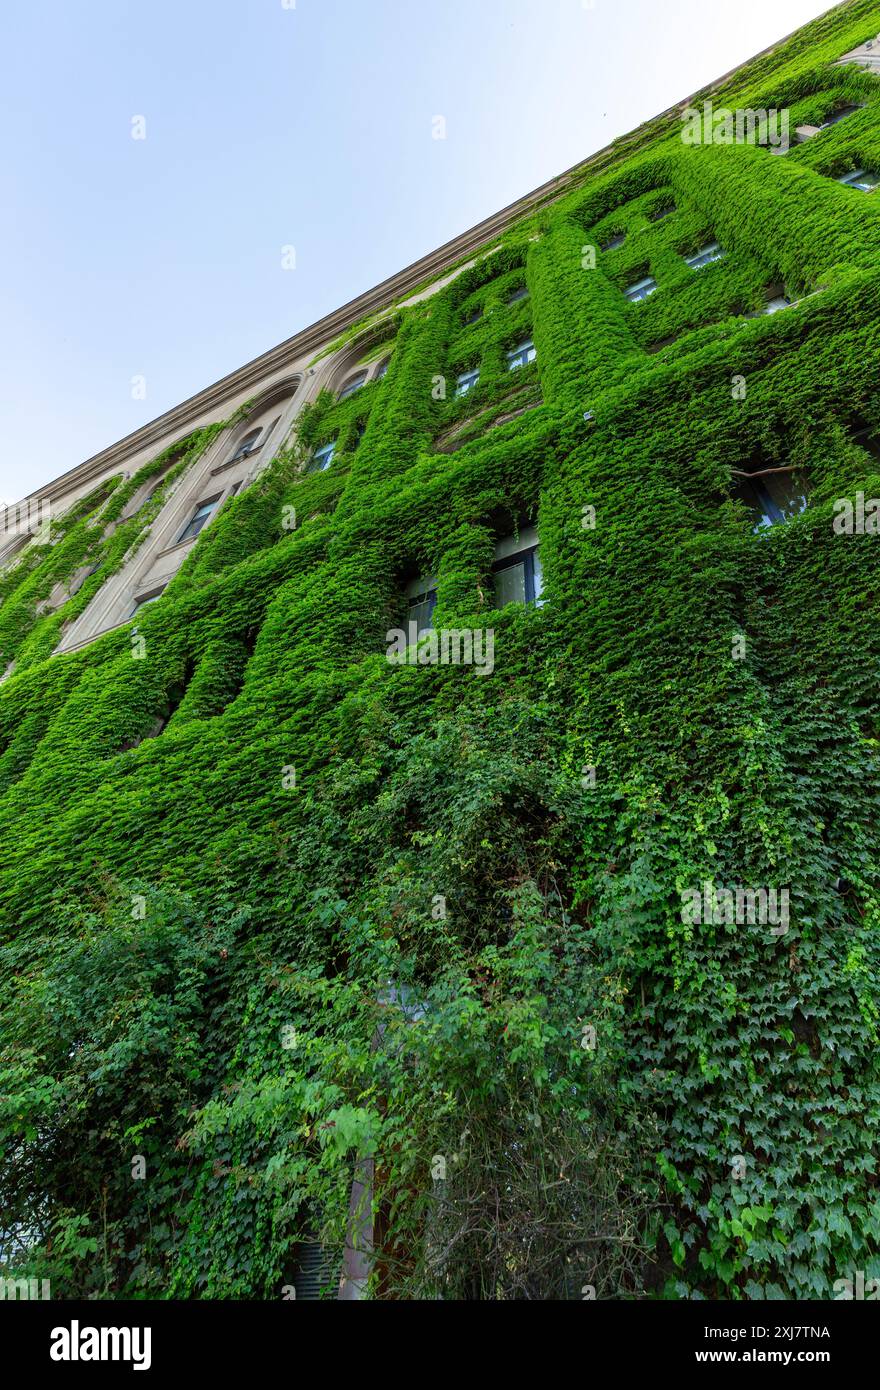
1, 0, 838, 502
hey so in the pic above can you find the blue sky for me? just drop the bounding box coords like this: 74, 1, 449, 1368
1, 0, 836, 501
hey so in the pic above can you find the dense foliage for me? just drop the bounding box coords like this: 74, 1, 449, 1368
3, 0, 880, 1299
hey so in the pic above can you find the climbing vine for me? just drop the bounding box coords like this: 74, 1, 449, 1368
3, 0, 880, 1300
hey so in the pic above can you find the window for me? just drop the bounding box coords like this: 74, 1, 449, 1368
650, 205, 675, 222
291, 1240, 338, 1301
507, 285, 529, 304
743, 285, 795, 318
600, 233, 625, 252
405, 574, 437, 636
338, 371, 367, 400
226, 429, 262, 465
464, 306, 483, 325
375, 359, 390, 380
131, 586, 166, 615
506, 340, 537, 371
733, 468, 810, 529
492, 527, 543, 606
310, 441, 337, 472
685, 241, 724, 270
456, 368, 480, 396
837, 168, 879, 191
625, 275, 657, 302
764, 292, 793, 314
819, 104, 863, 128
176, 496, 220, 543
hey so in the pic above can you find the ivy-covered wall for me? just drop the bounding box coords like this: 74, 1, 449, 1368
3, 0, 880, 1300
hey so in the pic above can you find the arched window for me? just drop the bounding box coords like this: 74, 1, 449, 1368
338, 371, 368, 401
375, 358, 391, 381
226, 428, 262, 465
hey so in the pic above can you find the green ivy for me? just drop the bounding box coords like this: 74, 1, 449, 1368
3, 0, 880, 1299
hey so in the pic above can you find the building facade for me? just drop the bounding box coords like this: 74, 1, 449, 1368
3, 0, 880, 1301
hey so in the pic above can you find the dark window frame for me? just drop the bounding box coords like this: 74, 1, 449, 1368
338, 371, 368, 401
732, 466, 811, 530
491, 544, 542, 605
131, 585, 167, 614
309, 440, 337, 473
176, 495, 221, 544
407, 585, 438, 635
226, 428, 263, 465
455, 367, 481, 396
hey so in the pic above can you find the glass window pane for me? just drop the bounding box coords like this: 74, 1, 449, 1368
625, 277, 657, 302
408, 590, 436, 636
531, 549, 544, 602
736, 471, 810, 529
494, 561, 527, 606
178, 498, 218, 542
229, 429, 261, 463
506, 340, 536, 370
686, 242, 723, 270
822, 105, 861, 127
839, 169, 879, 190
311, 442, 336, 471
338, 372, 367, 400
456, 370, 479, 395
762, 470, 810, 520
